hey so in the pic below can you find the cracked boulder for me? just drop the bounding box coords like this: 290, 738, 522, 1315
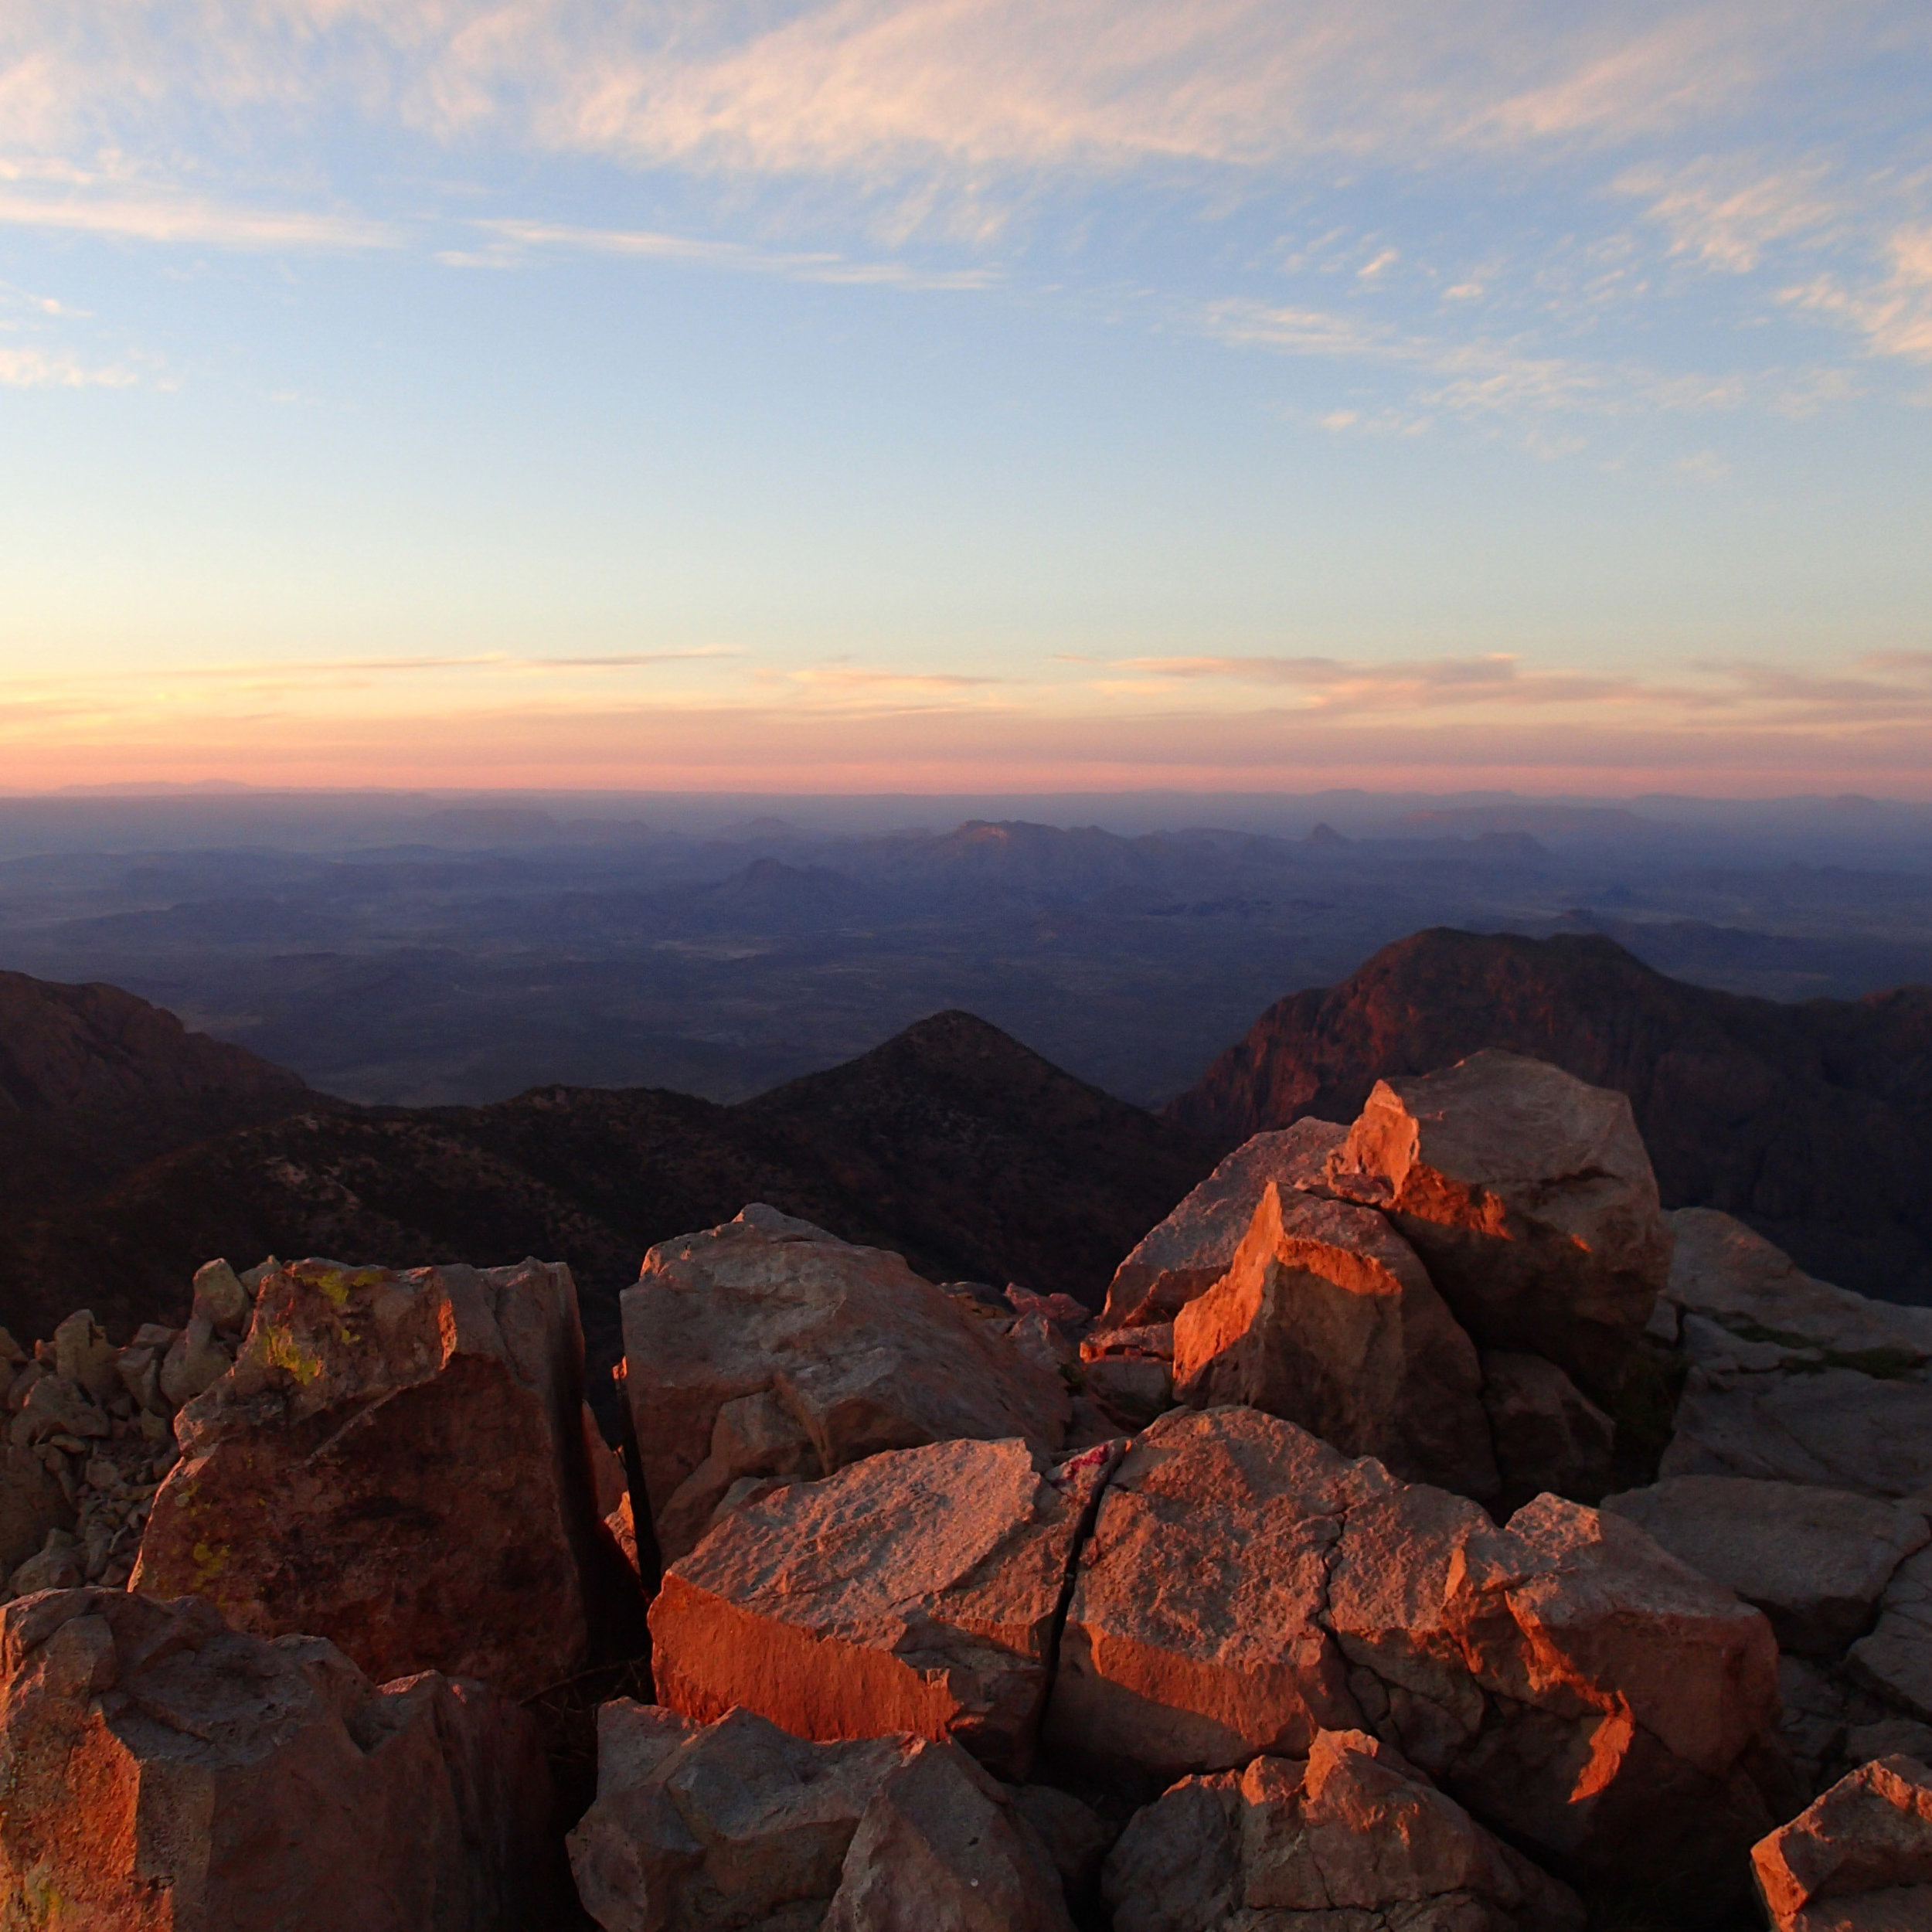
1752, 1753, 1932, 1930
1172, 1180, 1497, 1498
133, 1255, 624, 1699
1480, 1350, 1616, 1513
1103, 1728, 1584, 1932
1101, 1120, 1345, 1331
622, 1206, 1070, 1565
1324, 1050, 1672, 1406
1604, 1476, 1930, 1656
1044, 1406, 1785, 1900
0, 1587, 552, 1931
568, 1702, 1073, 1932
648, 1437, 1114, 1782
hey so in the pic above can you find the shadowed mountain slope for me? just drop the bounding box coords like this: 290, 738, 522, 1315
0, 1005, 1214, 1406
1165, 928, 1932, 1304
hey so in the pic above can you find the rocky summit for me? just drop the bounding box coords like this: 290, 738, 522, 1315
6, 1045, 1932, 1927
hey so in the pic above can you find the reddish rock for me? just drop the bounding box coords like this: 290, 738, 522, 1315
1324, 1049, 1672, 1404
1044, 1407, 1381, 1782
1081, 1355, 1172, 1431
1172, 1181, 1497, 1496
1752, 1753, 1932, 1930
567, 1702, 1073, 1932
0, 1587, 551, 1931
133, 1254, 622, 1699
1046, 1406, 1786, 1900
1481, 1349, 1616, 1511
1100, 1119, 1345, 1329
623, 1206, 1070, 1563
1104, 1728, 1584, 1932
649, 1437, 1113, 1781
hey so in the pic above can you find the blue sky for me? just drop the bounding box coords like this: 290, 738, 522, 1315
2, 1, 1930, 793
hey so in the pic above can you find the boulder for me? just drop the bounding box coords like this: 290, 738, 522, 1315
1752, 1753, 1932, 1930
1045, 1406, 1785, 1899
1604, 1477, 1930, 1655
133, 1255, 622, 1699
52, 1309, 118, 1403
1101, 1119, 1345, 1329
0, 1441, 72, 1577
1849, 1547, 1932, 1722
1481, 1350, 1615, 1511
1172, 1181, 1497, 1497
1665, 1208, 1932, 1371
1324, 1049, 1671, 1406
824, 1733, 1075, 1932
1662, 1367, 1932, 1498
622, 1206, 1070, 1565
650, 1437, 1114, 1782
567, 1702, 911, 1931
0, 1587, 552, 1931
1103, 1729, 1585, 1932
1082, 1355, 1172, 1431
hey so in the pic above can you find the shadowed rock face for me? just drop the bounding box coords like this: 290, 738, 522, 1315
0, 1587, 552, 1932
1164, 927, 1932, 1306
131, 1255, 623, 1699
1104, 1729, 1587, 1932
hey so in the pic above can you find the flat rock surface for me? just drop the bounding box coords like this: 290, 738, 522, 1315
1173, 1181, 1496, 1497
133, 1254, 612, 1699
650, 1436, 1111, 1781
623, 1206, 1070, 1563
1662, 1367, 1932, 1499
1323, 1049, 1671, 1405
1604, 1476, 1930, 1655
0, 1587, 551, 1932
1101, 1121, 1345, 1330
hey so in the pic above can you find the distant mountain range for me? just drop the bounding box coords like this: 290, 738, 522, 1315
7, 924, 1932, 1396
1167, 928, 1932, 1304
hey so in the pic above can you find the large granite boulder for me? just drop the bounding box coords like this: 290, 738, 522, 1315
621, 1206, 1070, 1564
649, 1437, 1113, 1782
1044, 1406, 1785, 1899
567, 1702, 1073, 1932
133, 1255, 623, 1699
0, 1587, 552, 1931
1172, 1180, 1497, 1497
0, 1442, 71, 1577
1480, 1349, 1616, 1512
1752, 1753, 1932, 1930
1103, 1728, 1585, 1932
1101, 1121, 1345, 1330
1849, 1546, 1932, 1723
1604, 1477, 1930, 1655
1324, 1049, 1671, 1406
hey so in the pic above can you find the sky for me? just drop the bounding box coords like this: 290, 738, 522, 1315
2, 1, 1930, 795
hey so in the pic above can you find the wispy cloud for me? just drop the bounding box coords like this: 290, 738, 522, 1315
0, 342, 141, 387
1783, 225, 1932, 363
463, 219, 998, 291
1614, 155, 1842, 272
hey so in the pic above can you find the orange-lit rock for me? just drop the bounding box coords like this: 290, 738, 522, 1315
1104, 1729, 1584, 1932
623, 1206, 1070, 1563
1752, 1753, 1932, 1930
1101, 1119, 1345, 1329
133, 1255, 622, 1699
0, 1587, 551, 1931
1325, 1049, 1671, 1405
1046, 1406, 1786, 1901
1172, 1180, 1497, 1497
649, 1436, 1113, 1781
